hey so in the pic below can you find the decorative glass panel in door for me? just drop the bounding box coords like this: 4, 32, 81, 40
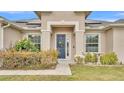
57, 34, 66, 59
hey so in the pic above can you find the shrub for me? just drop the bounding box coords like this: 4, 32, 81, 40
74, 55, 83, 64
92, 53, 98, 63
15, 38, 38, 52
100, 52, 118, 65
84, 53, 97, 63
0, 50, 58, 69
84, 53, 92, 62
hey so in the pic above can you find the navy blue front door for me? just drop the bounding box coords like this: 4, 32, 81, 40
57, 34, 66, 59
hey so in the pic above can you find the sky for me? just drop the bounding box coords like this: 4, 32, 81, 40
88, 11, 124, 22
0, 11, 124, 22
0, 11, 38, 20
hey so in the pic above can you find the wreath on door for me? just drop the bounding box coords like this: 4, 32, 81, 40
58, 41, 64, 47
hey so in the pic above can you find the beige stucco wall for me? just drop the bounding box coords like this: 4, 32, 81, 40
41, 12, 85, 30
75, 31, 84, 55
112, 27, 124, 63
0, 29, 2, 49
3, 27, 22, 49
0, 23, 2, 49
101, 31, 106, 53
105, 29, 113, 52
41, 31, 51, 50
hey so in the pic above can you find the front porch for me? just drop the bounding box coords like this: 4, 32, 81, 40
41, 21, 85, 62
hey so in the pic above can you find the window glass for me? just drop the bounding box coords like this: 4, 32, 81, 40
28, 34, 41, 50
85, 34, 99, 52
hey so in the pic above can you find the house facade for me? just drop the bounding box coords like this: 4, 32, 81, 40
1, 11, 124, 63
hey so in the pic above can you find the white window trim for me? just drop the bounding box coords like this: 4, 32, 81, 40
84, 33, 101, 53
25, 33, 42, 50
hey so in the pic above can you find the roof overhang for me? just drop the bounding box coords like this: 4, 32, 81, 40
35, 11, 52, 18
85, 11, 92, 18
86, 23, 124, 31
74, 11, 91, 18
104, 24, 124, 31
35, 11, 41, 18
35, 11, 91, 19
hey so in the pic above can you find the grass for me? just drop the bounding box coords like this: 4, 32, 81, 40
0, 64, 124, 80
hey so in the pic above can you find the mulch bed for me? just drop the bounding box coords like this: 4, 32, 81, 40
0, 63, 57, 70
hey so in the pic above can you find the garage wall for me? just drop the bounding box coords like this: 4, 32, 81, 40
113, 27, 124, 63
105, 29, 113, 52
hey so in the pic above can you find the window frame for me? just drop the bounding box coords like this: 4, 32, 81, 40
26, 33, 41, 50
84, 33, 101, 53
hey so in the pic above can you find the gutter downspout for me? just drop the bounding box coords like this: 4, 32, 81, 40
0, 23, 10, 50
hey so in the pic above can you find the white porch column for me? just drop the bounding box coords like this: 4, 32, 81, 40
41, 30, 51, 50
75, 31, 84, 55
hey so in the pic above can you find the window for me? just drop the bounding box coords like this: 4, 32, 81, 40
85, 34, 99, 52
28, 34, 41, 50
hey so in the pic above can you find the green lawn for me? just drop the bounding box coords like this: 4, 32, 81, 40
0, 64, 124, 80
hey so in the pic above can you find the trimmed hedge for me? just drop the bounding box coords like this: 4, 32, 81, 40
0, 50, 58, 69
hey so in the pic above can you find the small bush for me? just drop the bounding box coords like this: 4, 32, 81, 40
92, 54, 98, 63
84, 53, 97, 63
15, 38, 38, 52
0, 50, 58, 69
74, 55, 83, 64
100, 52, 118, 65
84, 53, 92, 62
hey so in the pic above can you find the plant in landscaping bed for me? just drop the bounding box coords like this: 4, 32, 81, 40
100, 52, 118, 65
92, 53, 98, 63
74, 55, 84, 64
84, 53, 97, 63
15, 38, 38, 52
0, 50, 58, 69
50, 50, 59, 63
84, 53, 92, 63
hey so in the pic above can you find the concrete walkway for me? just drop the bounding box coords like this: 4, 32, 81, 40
0, 63, 72, 75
